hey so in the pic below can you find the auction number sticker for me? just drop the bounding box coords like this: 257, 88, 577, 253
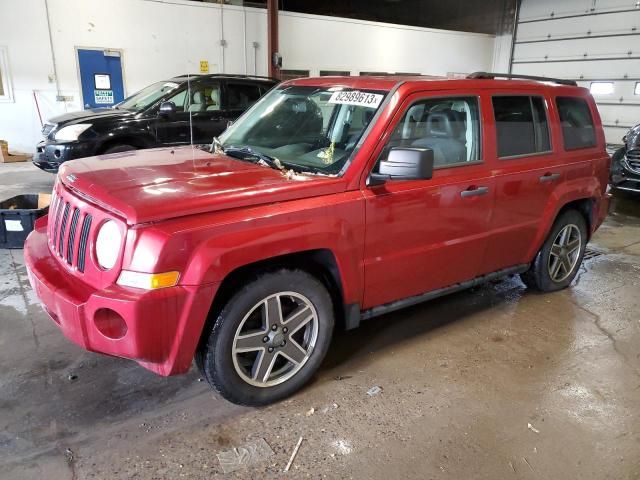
328, 90, 383, 109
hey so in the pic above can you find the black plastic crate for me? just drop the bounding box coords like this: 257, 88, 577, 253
0, 194, 50, 249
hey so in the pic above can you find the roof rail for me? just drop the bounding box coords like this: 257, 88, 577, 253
173, 73, 280, 82
467, 71, 578, 86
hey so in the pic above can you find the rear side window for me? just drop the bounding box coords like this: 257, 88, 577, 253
227, 83, 262, 110
492, 96, 551, 158
556, 97, 596, 150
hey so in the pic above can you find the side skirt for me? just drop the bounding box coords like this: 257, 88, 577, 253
360, 264, 530, 321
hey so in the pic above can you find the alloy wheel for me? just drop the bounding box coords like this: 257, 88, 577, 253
231, 292, 319, 387
547, 224, 582, 282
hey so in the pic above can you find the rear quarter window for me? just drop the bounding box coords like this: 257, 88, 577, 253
556, 97, 596, 150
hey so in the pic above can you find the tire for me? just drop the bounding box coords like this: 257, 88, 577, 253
520, 209, 588, 292
197, 269, 334, 406
103, 144, 136, 154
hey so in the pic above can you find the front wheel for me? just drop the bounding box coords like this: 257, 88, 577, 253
520, 209, 587, 292
197, 270, 334, 406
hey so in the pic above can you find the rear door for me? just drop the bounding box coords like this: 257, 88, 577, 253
481, 91, 575, 273
224, 81, 268, 124
362, 90, 495, 309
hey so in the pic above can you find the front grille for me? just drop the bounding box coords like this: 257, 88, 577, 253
626, 149, 640, 173
48, 187, 93, 273
42, 123, 56, 138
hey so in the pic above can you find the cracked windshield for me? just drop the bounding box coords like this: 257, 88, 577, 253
219, 86, 386, 174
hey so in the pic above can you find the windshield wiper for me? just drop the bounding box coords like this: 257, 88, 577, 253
224, 146, 285, 171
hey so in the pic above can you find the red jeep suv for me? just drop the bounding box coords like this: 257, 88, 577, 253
24, 73, 610, 405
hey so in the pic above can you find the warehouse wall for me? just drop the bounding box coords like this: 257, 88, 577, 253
0, 0, 496, 153
511, 0, 640, 144
279, 12, 495, 76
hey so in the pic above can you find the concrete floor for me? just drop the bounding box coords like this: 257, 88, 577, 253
1, 162, 640, 480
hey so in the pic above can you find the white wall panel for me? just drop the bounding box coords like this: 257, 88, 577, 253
517, 12, 640, 41
519, 0, 637, 21
279, 12, 495, 77
515, 36, 640, 61
513, 0, 640, 144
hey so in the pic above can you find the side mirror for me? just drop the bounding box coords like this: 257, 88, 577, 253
158, 101, 176, 117
369, 147, 434, 186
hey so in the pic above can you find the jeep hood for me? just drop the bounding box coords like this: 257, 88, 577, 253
58, 146, 343, 225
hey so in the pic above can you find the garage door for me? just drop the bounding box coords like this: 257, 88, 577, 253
511, 0, 640, 145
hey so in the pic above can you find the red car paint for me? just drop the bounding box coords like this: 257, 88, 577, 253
24, 76, 611, 376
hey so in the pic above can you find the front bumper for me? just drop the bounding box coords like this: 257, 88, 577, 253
33, 140, 96, 173
24, 224, 218, 376
610, 155, 640, 193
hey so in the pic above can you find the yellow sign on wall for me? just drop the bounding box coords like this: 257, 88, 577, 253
200, 60, 209, 73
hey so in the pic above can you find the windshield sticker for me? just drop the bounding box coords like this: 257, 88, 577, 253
163, 82, 179, 89
328, 91, 383, 109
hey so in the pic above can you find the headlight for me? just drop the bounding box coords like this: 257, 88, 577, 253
95, 220, 122, 270
54, 124, 92, 142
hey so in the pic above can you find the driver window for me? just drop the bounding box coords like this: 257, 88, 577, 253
165, 89, 188, 112
376, 96, 481, 170
167, 83, 221, 113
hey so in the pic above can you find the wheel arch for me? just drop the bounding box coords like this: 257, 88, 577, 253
196, 249, 350, 354
528, 194, 597, 263
97, 134, 154, 153
556, 197, 595, 239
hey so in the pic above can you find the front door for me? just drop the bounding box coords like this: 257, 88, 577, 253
155, 79, 226, 145
362, 91, 494, 309
77, 48, 125, 109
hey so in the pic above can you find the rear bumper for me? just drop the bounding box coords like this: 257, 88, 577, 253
24, 225, 217, 376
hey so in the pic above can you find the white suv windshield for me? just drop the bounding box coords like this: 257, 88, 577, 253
219, 85, 387, 174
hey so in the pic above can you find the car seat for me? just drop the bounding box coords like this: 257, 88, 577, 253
412, 111, 467, 165
189, 91, 206, 112
206, 89, 221, 111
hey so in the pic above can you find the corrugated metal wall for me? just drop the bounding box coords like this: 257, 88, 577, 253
512, 0, 640, 145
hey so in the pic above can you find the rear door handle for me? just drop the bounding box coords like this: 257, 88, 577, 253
539, 172, 561, 183
460, 186, 489, 198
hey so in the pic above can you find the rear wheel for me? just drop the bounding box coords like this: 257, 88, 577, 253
520, 209, 587, 292
196, 269, 334, 406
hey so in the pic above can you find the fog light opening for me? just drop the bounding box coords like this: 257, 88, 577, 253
94, 308, 128, 340
54, 149, 61, 159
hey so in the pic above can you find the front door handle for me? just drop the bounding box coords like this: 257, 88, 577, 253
539, 172, 561, 183
460, 186, 489, 198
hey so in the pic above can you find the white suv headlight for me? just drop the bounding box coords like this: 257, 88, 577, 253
95, 220, 122, 270
54, 124, 92, 142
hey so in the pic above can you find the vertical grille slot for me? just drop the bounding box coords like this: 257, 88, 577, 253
77, 214, 92, 273
52, 198, 64, 247
58, 203, 71, 257
47, 192, 58, 240
66, 208, 81, 265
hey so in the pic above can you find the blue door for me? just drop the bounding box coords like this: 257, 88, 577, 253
77, 49, 125, 109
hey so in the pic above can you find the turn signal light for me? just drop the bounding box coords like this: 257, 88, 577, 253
117, 270, 180, 290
